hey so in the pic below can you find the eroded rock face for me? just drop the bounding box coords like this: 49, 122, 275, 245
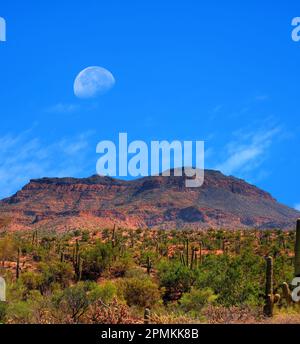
178, 207, 205, 223
0, 170, 299, 232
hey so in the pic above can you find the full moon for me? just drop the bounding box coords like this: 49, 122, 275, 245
73, 66, 115, 99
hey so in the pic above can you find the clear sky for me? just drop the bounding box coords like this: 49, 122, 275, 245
0, 1, 300, 209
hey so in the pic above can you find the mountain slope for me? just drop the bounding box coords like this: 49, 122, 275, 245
0, 170, 299, 231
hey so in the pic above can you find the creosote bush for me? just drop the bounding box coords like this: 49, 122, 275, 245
179, 288, 217, 314
119, 277, 161, 308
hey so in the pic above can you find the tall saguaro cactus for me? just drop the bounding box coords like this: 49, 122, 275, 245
264, 256, 274, 317
180, 239, 198, 270
186, 239, 189, 267
199, 242, 203, 265
16, 248, 20, 280
112, 224, 116, 249
146, 256, 152, 275
265, 256, 273, 297
263, 256, 280, 317
295, 219, 300, 277
73, 239, 82, 281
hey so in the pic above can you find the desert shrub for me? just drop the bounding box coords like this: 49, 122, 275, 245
0, 302, 7, 323
157, 260, 195, 302
124, 267, 148, 279
6, 301, 33, 324
81, 242, 113, 280
39, 261, 74, 287
81, 231, 90, 242
52, 281, 98, 323
202, 305, 263, 324
40, 237, 53, 250
0, 236, 16, 263
21, 271, 43, 292
110, 253, 134, 277
90, 281, 117, 304
195, 252, 264, 307
139, 251, 159, 267
86, 298, 134, 324
73, 229, 81, 237
21, 262, 73, 295
5, 290, 49, 324
179, 288, 217, 314
273, 255, 294, 290
120, 277, 161, 308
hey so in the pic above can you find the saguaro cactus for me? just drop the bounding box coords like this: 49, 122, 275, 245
78, 257, 83, 281
265, 257, 273, 297
73, 240, 82, 280
295, 219, 300, 277
16, 248, 20, 280
31, 229, 38, 246
186, 239, 189, 267
180, 239, 198, 270
199, 242, 203, 265
112, 224, 116, 249
190, 247, 197, 269
263, 256, 280, 317
60, 250, 65, 263
146, 256, 152, 275
180, 251, 185, 266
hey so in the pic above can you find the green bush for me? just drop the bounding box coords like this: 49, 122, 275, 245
90, 281, 117, 304
21, 271, 43, 292
195, 252, 264, 307
81, 231, 90, 242
124, 267, 147, 279
120, 277, 161, 308
52, 281, 98, 323
0, 302, 7, 323
21, 261, 73, 294
81, 242, 113, 280
157, 260, 195, 302
110, 253, 134, 277
179, 288, 217, 313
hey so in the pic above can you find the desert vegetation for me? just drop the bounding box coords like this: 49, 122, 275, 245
0, 221, 300, 324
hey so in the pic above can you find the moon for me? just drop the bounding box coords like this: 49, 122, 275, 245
74, 66, 115, 99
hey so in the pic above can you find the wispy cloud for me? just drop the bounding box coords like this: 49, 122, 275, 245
45, 103, 80, 114
255, 95, 269, 101
0, 131, 93, 199
215, 126, 281, 177
212, 105, 223, 113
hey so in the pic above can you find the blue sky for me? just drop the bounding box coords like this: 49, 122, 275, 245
0, 1, 300, 209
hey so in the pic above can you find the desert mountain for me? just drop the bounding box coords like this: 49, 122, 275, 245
0, 169, 299, 232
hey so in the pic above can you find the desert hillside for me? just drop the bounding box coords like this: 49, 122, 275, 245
0, 170, 298, 232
